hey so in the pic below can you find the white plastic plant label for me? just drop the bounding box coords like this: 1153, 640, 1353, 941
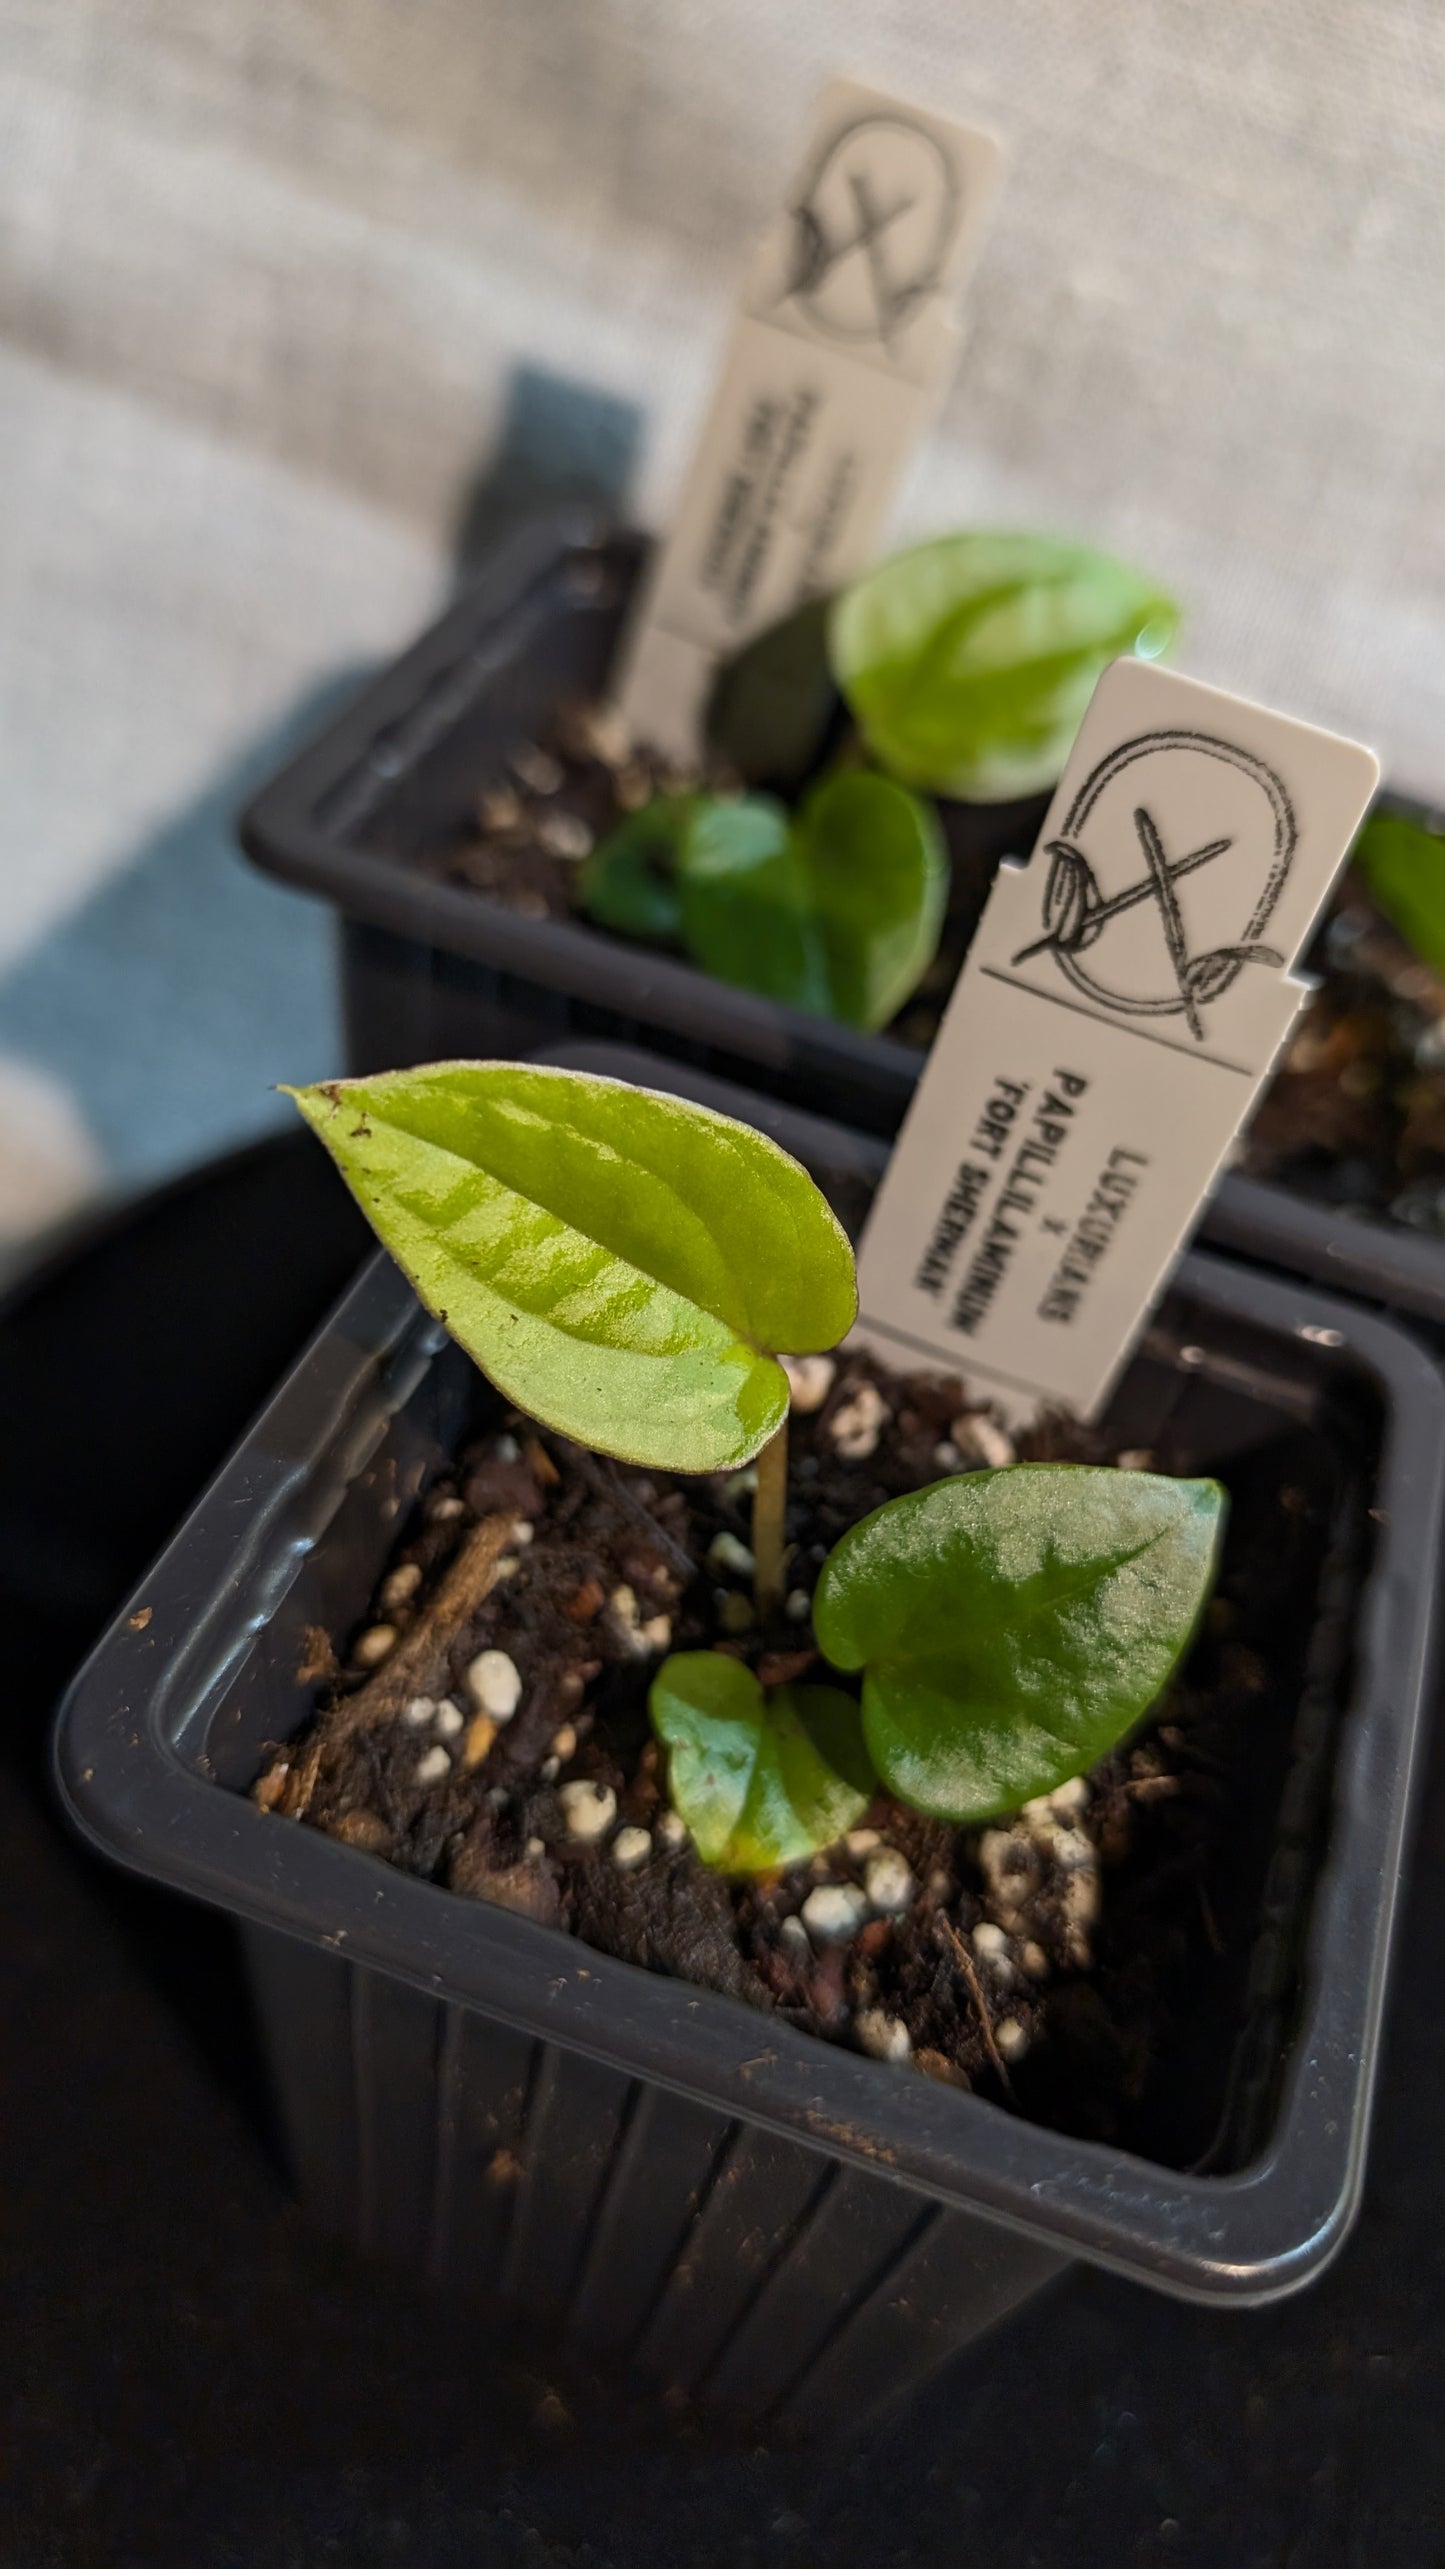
855, 657, 1380, 1419
612, 78, 1003, 761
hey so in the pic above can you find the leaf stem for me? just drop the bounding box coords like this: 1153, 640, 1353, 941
752, 1418, 790, 1618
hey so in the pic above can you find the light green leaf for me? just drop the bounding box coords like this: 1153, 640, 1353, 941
829, 532, 1181, 803
678, 772, 947, 1033
813, 1466, 1223, 1822
650, 1651, 874, 1872
575, 794, 695, 944
287, 1063, 856, 1473
1349, 809, 1445, 977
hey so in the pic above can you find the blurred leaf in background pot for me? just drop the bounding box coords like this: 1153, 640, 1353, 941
705, 594, 838, 788
575, 793, 696, 943
1350, 808, 1445, 977
829, 531, 1180, 803
679, 771, 946, 1033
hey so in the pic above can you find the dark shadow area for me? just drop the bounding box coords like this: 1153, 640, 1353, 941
0, 1131, 373, 1775
0, 1133, 373, 2158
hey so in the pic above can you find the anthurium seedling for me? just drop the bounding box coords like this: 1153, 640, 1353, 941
811, 1465, 1224, 1823
828, 530, 1180, 803
650, 1462, 1223, 1868
285, 1061, 855, 1608
1348, 808, 1445, 978
580, 770, 946, 1035
289, 1064, 1223, 1878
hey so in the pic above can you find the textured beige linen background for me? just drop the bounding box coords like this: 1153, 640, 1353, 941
0, 1, 1442, 1233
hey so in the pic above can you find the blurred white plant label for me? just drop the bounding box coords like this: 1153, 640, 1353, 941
613, 78, 1003, 759
856, 658, 1380, 1419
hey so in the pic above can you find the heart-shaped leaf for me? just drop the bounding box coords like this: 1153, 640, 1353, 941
829, 532, 1180, 803
678, 771, 947, 1033
575, 794, 695, 944
650, 1651, 874, 1872
1349, 809, 1445, 976
287, 1063, 857, 1473
813, 1466, 1223, 1822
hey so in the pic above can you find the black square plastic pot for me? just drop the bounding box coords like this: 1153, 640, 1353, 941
239, 515, 1445, 1332
53, 1064, 1445, 2438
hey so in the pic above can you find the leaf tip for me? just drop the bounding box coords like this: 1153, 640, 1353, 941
283, 1079, 350, 1130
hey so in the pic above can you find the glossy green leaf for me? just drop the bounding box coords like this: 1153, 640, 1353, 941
650, 1651, 874, 1872
813, 1466, 1223, 1822
829, 532, 1181, 803
705, 594, 838, 787
1349, 809, 1445, 977
286, 1063, 857, 1473
678, 772, 947, 1033
575, 794, 695, 944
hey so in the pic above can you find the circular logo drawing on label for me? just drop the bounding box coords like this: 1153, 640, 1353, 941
782, 112, 959, 349
1012, 729, 1298, 1042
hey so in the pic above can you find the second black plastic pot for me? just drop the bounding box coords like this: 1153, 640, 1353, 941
239, 513, 1445, 1331
53, 1061, 1445, 2437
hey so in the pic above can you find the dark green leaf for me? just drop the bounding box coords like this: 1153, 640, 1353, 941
287, 1062, 856, 1473
650, 1651, 874, 1872
1350, 809, 1445, 978
829, 532, 1181, 802
813, 1466, 1223, 1821
678, 772, 947, 1033
705, 594, 838, 787
575, 794, 695, 943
